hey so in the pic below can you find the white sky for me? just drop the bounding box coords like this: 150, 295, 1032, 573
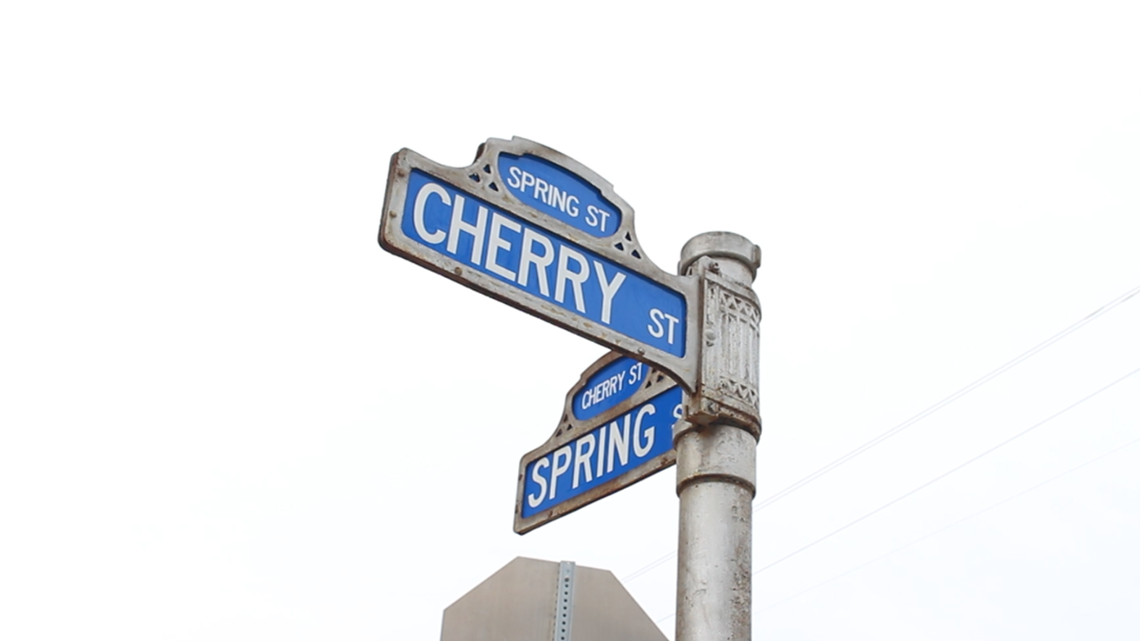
2, 1, 1139, 640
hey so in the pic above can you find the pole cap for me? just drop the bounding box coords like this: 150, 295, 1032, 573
678, 231, 761, 280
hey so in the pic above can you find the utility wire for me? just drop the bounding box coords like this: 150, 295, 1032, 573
649, 368, 1139, 625
621, 282, 1140, 584
756, 432, 1140, 615
752, 282, 1140, 513
651, 432, 1140, 626
623, 551, 675, 583
753, 364, 1140, 575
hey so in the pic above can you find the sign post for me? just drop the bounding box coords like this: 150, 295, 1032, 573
673, 232, 761, 641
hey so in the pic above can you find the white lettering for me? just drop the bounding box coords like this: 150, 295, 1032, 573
647, 309, 680, 344
627, 362, 642, 387
607, 415, 631, 473
527, 458, 549, 508
412, 183, 449, 244
485, 212, 521, 281
551, 186, 568, 214
508, 169, 584, 218
573, 435, 596, 489
445, 199, 487, 265
648, 308, 666, 339
550, 446, 572, 499
517, 228, 554, 296
664, 312, 679, 344
595, 424, 607, 478
586, 205, 612, 232
633, 405, 655, 457
593, 261, 626, 325
580, 371, 634, 412
554, 246, 590, 313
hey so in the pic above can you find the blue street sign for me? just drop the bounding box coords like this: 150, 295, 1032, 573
521, 385, 682, 518
572, 355, 648, 421
401, 169, 687, 357
498, 153, 621, 238
380, 137, 700, 391
515, 351, 683, 534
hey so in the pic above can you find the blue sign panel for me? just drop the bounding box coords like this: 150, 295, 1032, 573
498, 153, 621, 238
521, 386, 683, 518
403, 170, 686, 357
572, 355, 648, 421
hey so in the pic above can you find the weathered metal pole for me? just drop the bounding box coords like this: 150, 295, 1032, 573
675, 232, 761, 641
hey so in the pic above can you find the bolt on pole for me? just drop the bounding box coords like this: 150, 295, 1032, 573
674, 232, 762, 641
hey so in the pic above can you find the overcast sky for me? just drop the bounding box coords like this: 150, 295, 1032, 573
3, 1, 1139, 640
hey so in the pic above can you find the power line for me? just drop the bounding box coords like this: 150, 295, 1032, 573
623, 551, 674, 583
756, 433, 1140, 615
751, 282, 1140, 513
620, 282, 1139, 584
648, 366, 1139, 625
753, 364, 1140, 575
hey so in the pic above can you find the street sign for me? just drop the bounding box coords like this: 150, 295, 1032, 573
514, 351, 683, 534
380, 137, 699, 391
378, 137, 763, 639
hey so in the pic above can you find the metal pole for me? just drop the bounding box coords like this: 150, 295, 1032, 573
675, 232, 761, 641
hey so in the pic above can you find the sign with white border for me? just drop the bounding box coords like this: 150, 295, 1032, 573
379, 137, 699, 391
